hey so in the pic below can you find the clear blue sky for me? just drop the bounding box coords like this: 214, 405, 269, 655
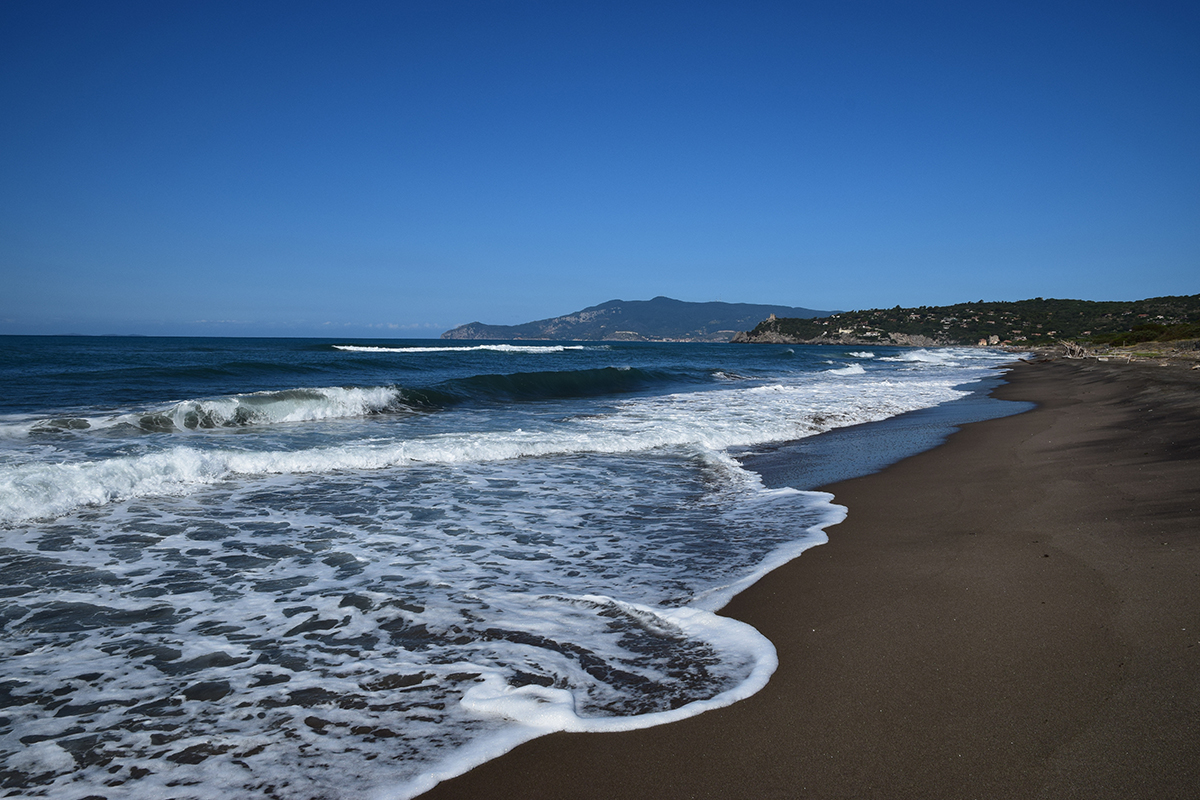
2, 1, 1197, 337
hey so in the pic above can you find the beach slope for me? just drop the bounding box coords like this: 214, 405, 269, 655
421, 359, 1200, 799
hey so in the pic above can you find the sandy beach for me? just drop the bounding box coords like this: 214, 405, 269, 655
421, 357, 1200, 799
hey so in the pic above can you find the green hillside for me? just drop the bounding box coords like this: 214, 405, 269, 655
442, 296, 828, 342
734, 295, 1200, 346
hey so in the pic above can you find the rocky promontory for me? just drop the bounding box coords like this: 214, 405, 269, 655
442, 297, 828, 342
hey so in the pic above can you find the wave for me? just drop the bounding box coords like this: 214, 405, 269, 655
0, 447, 843, 799
11, 367, 701, 440
431, 366, 696, 403
879, 348, 962, 365
825, 363, 867, 376
0, 371, 985, 525
22, 386, 413, 436
456, 597, 778, 733
334, 344, 590, 354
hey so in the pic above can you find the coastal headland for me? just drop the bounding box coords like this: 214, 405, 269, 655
421, 357, 1200, 799
440, 296, 828, 342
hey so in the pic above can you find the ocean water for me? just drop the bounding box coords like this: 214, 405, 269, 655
0, 336, 1017, 799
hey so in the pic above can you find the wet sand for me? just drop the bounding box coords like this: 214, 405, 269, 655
421, 358, 1200, 799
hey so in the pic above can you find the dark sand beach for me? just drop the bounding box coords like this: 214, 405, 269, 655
422, 358, 1200, 799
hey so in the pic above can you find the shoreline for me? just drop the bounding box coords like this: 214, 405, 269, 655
736, 370, 1033, 491
420, 358, 1200, 799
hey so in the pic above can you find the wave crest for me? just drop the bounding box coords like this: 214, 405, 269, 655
26, 386, 410, 435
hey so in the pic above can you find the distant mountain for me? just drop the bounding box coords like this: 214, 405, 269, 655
441, 297, 829, 342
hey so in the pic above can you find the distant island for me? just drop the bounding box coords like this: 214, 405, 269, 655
731, 295, 1200, 347
441, 297, 829, 342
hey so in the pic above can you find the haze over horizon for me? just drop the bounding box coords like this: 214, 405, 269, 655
2, 1, 1197, 338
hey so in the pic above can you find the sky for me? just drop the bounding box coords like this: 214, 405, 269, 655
1, 0, 1197, 337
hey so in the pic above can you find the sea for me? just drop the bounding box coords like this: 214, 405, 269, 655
0, 336, 1023, 799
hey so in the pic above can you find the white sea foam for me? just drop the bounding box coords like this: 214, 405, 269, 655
150, 386, 405, 428
334, 344, 589, 354
0, 444, 838, 800
825, 363, 867, 375
458, 598, 777, 731
848, 351, 876, 358
11, 386, 408, 438
0, 368, 984, 525
879, 347, 971, 365
0, 344, 1017, 799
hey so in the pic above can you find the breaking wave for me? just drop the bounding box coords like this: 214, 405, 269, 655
21, 387, 410, 435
